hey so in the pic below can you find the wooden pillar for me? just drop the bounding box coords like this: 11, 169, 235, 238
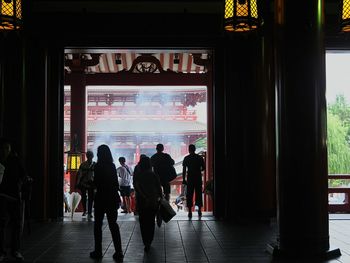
69, 72, 86, 191
0, 32, 24, 150
255, 0, 276, 220
269, 0, 340, 259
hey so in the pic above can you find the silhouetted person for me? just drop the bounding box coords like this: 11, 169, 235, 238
150, 144, 175, 201
132, 154, 147, 215
133, 154, 147, 181
133, 156, 162, 252
117, 157, 132, 213
76, 150, 95, 218
90, 145, 123, 261
0, 138, 26, 262
182, 144, 205, 218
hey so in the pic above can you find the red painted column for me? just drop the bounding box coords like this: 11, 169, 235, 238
206, 76, 213, 212
69, 72, 87, 192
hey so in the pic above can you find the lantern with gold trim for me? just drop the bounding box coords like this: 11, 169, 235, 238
66, 152, 83, 172
341, 0, 350, 32
65, 134, 83, 173
224, 0, 259, 32
0, 0, 22, 30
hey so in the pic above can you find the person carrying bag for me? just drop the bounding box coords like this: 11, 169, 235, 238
133, 156, 163, 252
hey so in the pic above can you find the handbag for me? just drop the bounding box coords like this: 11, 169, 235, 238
158, 198, 176, 223
156, 210, 162, 227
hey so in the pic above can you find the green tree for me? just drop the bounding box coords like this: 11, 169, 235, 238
327, 112, 350, 174
328, 94, 350, 143
194, 137, 207, 150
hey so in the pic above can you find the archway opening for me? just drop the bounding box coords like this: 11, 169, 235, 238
63, 49, 213, 218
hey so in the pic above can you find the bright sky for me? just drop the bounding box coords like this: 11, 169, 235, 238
326, 52, 350, 104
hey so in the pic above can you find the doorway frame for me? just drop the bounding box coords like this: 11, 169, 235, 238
62, 47, 215, 214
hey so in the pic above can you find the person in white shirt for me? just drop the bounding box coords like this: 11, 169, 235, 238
116, 157, 133, 213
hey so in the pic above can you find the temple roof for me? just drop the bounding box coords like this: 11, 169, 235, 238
64, 120, 206, 135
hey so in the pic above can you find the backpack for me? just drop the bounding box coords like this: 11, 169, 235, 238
167, 165, 177, 182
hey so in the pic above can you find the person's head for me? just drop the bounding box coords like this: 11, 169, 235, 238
138, 154, 147, 163
189, 144, 196, 154
0, 138, 12, 162
137, 154, 147, 166
118, 157, 126, 164
86, 150, 94, 161
156, 143, 164, 153
97, 144, 113, 163
139, 156, 151, 171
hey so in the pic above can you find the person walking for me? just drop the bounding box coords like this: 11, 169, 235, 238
182, 144, 205, 218
133, 156, 162, 252
90, 145, 123, 262
150, 144, 175, 201
0, 138, 26, 262
116, 157, 132, 213
132, 154, 147, 215
76, 150, 95, 218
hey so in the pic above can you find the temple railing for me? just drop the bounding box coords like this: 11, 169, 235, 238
328, 174, 350, 213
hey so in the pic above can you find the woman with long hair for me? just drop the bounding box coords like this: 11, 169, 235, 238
133, 156, 162, 252
90, 144, 123, 261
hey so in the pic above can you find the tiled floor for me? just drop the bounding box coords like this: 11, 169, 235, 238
5, 213, 350, 262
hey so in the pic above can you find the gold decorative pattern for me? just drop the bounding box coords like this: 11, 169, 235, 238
0, 0, 21, 30
342, 0, 350, 32
224, 0, 259, 32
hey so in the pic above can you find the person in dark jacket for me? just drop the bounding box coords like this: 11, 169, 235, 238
90, 144, 123, 262
182, 144, 205, 218
150, 144, 175, 201
0, 138, 26, 262
76, 150, 95, 218
133, 156, 162, 252
132, 154, 147, 215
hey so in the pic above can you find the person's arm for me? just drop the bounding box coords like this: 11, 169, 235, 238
182, 158, 187, 184
92, 165, 99, 189
0, 163, 4, 184
116, 167, 120, 178
76, 164, 83, 187
17, 158, 27, 195
182, 167, 187, 184
134, 180, 147, 199
168, 154, 175, 166
115, 170, 120, 190
155, 173, 163, 198
200, 155, 205, 171
150, 155, 155, 168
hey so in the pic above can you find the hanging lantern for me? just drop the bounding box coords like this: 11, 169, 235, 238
66, 152, 83, 172
224, 0, 259, 32
341, 0, 350, 32
0, 0, 22, 30
65, 133, 83, 172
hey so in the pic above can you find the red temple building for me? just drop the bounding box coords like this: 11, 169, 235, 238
63, 52, 212, 211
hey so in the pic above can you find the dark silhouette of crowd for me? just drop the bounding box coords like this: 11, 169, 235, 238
0, 138, 32, 262
0, 139, 199, 261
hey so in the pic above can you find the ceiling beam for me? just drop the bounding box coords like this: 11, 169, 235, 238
32, 1, 223, 14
